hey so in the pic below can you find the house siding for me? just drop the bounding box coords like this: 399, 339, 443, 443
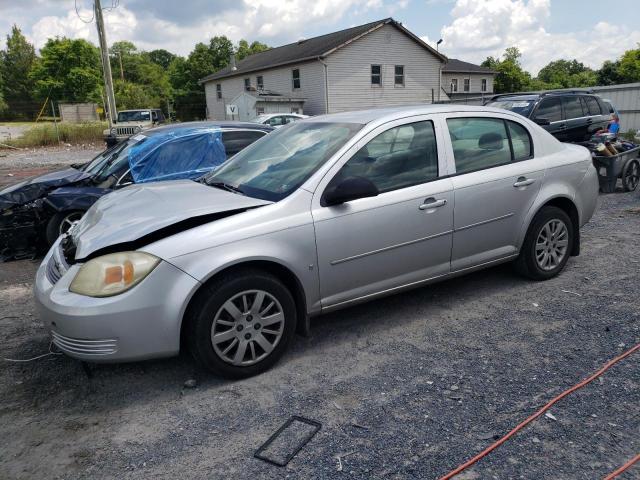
204, 60, 326, 120
442, 72, 494, 96
324, 24, 443, 113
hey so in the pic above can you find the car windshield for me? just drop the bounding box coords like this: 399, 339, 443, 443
204, 121, 363, 201
486, 99, 535, 117
83, 134, 147, 182
118, 110, 151, 122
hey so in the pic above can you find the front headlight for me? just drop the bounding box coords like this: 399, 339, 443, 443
69, 252, 160, 297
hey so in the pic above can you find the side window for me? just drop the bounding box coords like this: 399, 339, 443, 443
534, 97, 562, 122
267, 116, 285, 127
563, 97, 584, 119
221, 130, 266, 156
332, 121, 438, 193
585, 96, 603, 116
447, 117, 511, 174
507, 121, 533, 161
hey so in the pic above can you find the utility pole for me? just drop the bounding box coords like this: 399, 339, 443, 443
118, 51, 124, 80
94, 0, 117, 128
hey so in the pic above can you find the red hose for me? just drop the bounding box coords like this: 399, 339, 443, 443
438, 343, 640, 480
603, 453, 640, 479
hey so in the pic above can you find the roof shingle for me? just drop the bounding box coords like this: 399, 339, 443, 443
442, 58, 495, 74
200, 18, 447, 83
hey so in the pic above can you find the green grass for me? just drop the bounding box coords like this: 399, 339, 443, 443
2, 121, 107, 148
619, 129, 639, 142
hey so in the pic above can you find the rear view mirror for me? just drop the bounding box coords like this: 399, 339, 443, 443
323, 176, 379, 206
534, 117, 551, 126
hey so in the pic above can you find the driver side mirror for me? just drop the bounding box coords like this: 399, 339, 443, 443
534, 117, 551, 126
323, 176, 379, 206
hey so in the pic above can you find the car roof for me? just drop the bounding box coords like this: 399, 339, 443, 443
145, 121, 274, 136
303, 104, 527, 125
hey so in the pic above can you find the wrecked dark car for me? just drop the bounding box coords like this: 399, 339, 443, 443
0, 121, 273, 261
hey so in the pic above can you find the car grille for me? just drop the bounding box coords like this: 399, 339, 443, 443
115, 126, 141, 136
51, 331, 118, 356
46, 242, 69, 285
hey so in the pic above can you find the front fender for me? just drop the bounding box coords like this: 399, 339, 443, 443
44, 187, 112, 212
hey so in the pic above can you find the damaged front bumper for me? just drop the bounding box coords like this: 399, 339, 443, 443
0, 199, 50, 261
34, 238, 201, 362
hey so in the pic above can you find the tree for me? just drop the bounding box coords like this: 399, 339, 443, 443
29, 38, 102, 103
208, 36, 234, 71
113, 80, 158, 109
236, 39, 270, 61
0, 69, 7, 112
617, 45, 640, 83
0, 25, 37, 106
148, 49, 177, 70
483, 47, 534, 93
537, 59, 597, 88
597, 60, 622, 86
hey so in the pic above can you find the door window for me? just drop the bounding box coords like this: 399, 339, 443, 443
332, 121, 439, 193
447, 117, 511, 174
507, 121, 533, 161
584, 96, 602, 116
267, 116, 285, 127
534, 97, 562, 122
221, 130, 267, 156
563, 97, 584, 119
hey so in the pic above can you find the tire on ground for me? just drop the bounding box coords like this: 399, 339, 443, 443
185, 268, 297, 378
515, 206, 574, 281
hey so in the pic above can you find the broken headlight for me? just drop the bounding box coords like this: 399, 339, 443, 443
69, 252, 160, 297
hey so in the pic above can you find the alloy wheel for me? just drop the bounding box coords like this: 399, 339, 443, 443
624, 162, 639, 191
59, 212, 84, 236
535, 219, 569, 271
211, 290, 285, 366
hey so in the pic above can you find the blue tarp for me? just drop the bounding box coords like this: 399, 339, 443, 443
128, 128, 227, 183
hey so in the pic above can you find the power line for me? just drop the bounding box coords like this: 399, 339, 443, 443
74, 0, 95, 24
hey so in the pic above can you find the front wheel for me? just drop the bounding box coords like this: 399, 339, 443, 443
186, 269, 297, 378
45, 210, 85, 246
622, 159, 639, 192
515, 206, 574, 280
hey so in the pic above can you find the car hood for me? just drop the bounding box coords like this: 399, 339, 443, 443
0, 168, 91, 211
71, 180, 272, 260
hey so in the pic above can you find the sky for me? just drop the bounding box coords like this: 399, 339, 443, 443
0, 0, 639, 74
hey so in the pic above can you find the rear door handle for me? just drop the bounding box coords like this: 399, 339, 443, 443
513, 177, 535, 188
419, 198, 447, 210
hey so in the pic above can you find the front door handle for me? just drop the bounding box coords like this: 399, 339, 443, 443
513, 177, 535, 188
419, 198, 447, 210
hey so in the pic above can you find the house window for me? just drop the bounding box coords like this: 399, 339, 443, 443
291, 107, 300, 114
451, 78, 458, 92
463, 78, 470, 92
216, 83, 222, 100
256, 106, 265, 115
481, 78, 487, 92
292, 69, 300, 89
394, 65, 404, 86
244, 78, 251, 91
257, 75, 264, 90
371, 65, 382, 86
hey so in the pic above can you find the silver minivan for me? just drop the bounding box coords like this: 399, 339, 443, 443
35, 105, 599, 378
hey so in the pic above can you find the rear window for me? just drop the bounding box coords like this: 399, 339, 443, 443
486, 99, 535, 117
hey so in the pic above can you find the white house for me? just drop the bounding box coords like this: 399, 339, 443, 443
441, 59, 496, 100
200, 18, 452, 120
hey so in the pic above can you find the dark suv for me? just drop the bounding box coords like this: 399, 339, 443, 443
485, 91, 610, 142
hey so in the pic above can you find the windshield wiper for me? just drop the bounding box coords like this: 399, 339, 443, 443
208, 182, 245, 195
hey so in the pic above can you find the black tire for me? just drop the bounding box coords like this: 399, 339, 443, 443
621, 159, 639, 192
45, 210, 85, 246
185, 269, 297, 378
515, 206, 574, 281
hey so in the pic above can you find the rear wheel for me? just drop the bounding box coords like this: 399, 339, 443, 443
186, 269, 297, 378
515, 206, 574, 280
45, 210, 84, 246
622, 159, 639, 192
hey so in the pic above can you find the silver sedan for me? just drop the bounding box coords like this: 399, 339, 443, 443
34, 105, 599, 378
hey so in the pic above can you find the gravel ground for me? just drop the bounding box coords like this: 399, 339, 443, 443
0, 172, 638, 479
0, 145, 103, 190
